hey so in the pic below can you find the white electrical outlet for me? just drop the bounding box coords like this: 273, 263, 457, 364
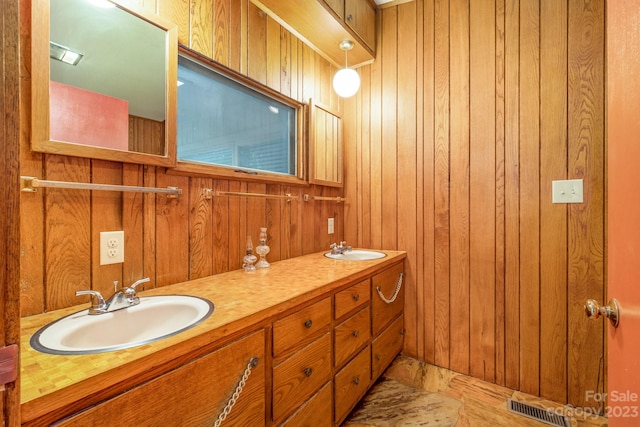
328, 218, 335, 235
100, 231, 124, 265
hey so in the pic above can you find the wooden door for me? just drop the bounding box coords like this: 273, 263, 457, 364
605, 1, 640, 425
1, 0, 22, 425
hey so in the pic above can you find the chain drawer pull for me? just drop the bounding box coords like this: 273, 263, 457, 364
213, 357, 259, 427
376, 272, 404, 304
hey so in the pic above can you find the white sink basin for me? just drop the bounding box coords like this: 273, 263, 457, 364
324, 249, 387, 261
30, 295, 214, 355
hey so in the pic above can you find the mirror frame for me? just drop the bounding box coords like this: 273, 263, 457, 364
31, 0, 178, 167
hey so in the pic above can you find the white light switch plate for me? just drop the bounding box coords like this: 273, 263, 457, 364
100, 231, 124, 265
552, 179, 584, 204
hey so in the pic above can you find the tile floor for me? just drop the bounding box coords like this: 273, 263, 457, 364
342, 355, 608, 427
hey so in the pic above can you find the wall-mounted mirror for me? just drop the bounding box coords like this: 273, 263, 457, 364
31, 0, 177, 166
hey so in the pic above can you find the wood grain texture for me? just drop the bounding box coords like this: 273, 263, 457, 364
2, 0, 22, 422
539, 0, 568, 403
567, 0, 605, 409
342, 0, 605, 408
449, 0, 470, 376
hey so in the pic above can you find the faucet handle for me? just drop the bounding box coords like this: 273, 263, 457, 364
130, 277, 150, 291
76, 290, 107, 314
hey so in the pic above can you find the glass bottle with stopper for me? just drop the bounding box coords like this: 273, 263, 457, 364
255, 227, 270, 268
243, 235, 257, 271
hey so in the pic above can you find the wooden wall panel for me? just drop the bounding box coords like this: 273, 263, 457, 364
539, 0, 568, 403
20, 0, 344, 316
343, 0, 605, 408
567, 0, 605, 408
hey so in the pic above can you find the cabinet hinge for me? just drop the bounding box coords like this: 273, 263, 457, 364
0, 344, 18, 389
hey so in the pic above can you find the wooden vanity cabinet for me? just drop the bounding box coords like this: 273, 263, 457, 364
53, 330, 266, 427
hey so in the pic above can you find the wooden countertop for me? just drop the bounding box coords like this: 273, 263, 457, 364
20, 249, 406, 423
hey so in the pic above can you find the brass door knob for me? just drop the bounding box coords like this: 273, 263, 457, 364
584, 298, 620, 328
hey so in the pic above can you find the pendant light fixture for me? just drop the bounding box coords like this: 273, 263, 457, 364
332, 40, 360, 98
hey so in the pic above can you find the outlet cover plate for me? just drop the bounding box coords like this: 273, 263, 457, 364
100, 231, 124, 265
552, 179, 584, 204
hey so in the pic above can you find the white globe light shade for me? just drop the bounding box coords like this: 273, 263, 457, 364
333, 68, 360, 98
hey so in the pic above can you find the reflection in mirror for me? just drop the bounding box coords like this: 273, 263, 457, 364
31, 0, 177, 166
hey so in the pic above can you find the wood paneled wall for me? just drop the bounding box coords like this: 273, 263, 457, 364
344, 0, 605, 408
20, 0, 345, 315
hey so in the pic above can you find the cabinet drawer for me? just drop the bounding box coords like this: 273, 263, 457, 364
372, 314, 404, 381
372, 262, 405, 336
55, 330, 266, 427
273, 297, 332, 357
279, 381, 332, 427
273, 332, 332, 423
334, 278, 370, 319
334, 306, 370, 368
334, 346, 371, 424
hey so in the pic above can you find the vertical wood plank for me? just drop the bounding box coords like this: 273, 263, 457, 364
212, 179, 230, 274
448, 0, 470, 375
422, 0, 436, 365
45, 156, 91, 311
518, 0, 540, 396
143, 166, 157, 287
539, 0, 568, 403
494, 0, 506, 387
155, 171, 190, 286
90, 160, 123, 299
469, 0, 496, 382
503, 0, 520, 391
247, 3, 267, 84
567, 0, 605, 408
266, 16, 281, 92
369, 12, 382, 250
122, 163, 145, 286
189, 177, 214, 279
434, 0, 451, 370
381, 7, 398, 251
397, 1, 418, 358
213, 0, 229, 66
189, 0, 214, 57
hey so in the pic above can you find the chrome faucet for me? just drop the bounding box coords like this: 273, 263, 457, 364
329, 241, 352, 255
76, 277, 150, 315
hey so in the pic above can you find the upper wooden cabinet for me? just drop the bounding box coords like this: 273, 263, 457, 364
252, 0, 376, 68
344, 0, 376, 50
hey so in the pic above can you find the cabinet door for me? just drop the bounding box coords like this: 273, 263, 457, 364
345, 0, 376, 50
323, 0, 344, 19
372, 314, 404, 381
55, 330, 266, 427
309, 99, 343, 187
372, 262, 405, 336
